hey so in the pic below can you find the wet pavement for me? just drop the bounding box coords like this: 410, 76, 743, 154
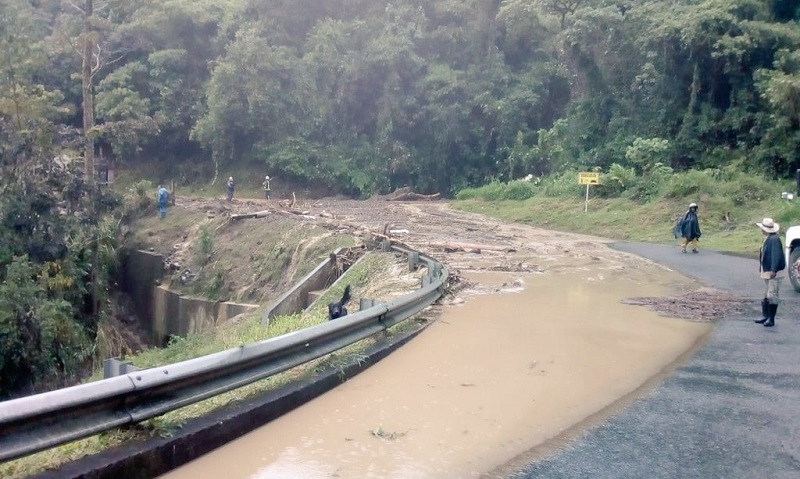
159, 252, 710, 479
500, 242, 800, 479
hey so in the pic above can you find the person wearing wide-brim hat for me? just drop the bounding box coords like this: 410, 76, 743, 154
675, 202, 701, 253
755, 218, 785, 327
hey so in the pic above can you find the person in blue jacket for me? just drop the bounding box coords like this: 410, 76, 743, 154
675, 202, 701, 253
754, 218, 785, 327
157, 184, 169, 219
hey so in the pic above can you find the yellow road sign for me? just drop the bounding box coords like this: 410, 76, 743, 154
578, 172, 600, 185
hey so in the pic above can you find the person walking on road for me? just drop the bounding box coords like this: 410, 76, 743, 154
157, 184, 169, 219
226, 176, 235, 202
755, 218, 785, 327
675, 202, 701, 253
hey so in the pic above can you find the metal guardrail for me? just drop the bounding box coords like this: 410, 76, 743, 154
0, 243, 447, 463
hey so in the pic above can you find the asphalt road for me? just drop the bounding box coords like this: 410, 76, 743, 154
506, 242, 800, 479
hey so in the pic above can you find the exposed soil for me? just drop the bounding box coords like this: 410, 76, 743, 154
133, 194, 736, 322
159, 196, 722, 479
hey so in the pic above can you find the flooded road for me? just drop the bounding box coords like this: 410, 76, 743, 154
162, 256, 710, 479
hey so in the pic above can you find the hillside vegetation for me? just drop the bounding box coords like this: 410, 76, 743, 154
454, 167, 800, 256
2, 0, 799, 196
1, 0, 798, 428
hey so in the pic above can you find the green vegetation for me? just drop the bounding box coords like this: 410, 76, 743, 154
454, 168, 800, 256
0, 0, 798, 455
196, 225, 214, 264
0, 252, 424, 479
0, 140, 132, 397
2, 0, 799, 196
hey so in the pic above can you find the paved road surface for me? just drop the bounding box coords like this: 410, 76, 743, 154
508, 242, 800, 479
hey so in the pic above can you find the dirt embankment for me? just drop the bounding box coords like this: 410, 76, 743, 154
129, 194, 743, 323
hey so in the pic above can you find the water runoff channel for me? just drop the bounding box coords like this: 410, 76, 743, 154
159, 247, 709, 479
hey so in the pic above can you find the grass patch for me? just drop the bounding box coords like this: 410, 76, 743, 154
454, 173, 799, 257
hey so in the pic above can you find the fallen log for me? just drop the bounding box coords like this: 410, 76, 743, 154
387, 192, 441, 201
230, 210, 271, 220
429, 241, 515, 252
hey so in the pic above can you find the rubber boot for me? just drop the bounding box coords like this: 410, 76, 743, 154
763, 303, 777, 327
754, 298, 769, 324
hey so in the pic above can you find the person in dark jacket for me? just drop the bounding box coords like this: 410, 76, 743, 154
754, 217, 785, 327
676, 202, 702, 253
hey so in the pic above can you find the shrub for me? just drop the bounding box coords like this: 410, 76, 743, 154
541, 171, 584, 198
455, 179, 537, 201
717, 173, 778, 206
624, 163, 673, 203
664, 169, 716, 199
501, 180, 538, 200
121, 180, 155, 219
772, 201, 800, 227
595, 163, 635, 198
625, 137, 670, 172
197, 225, 214, 265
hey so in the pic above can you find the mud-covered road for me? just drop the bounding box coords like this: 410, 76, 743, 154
499, 242, 800, 479
186, 195, 746, 319
156, 196, 767, 479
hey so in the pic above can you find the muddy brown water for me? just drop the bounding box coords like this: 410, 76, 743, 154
161, 254, 710, 479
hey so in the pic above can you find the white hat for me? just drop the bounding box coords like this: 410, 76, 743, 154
689, 202, 697, 208
757, 218, 780, 233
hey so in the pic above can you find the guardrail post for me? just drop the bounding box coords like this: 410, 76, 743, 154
429, 262, 442, 278
360, 298, 377, 310
408, 252, 419, 271
103, 358, 142, 379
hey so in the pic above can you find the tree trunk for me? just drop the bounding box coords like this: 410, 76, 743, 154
82, 0, 94, 183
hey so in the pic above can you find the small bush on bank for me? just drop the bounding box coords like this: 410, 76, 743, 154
717, 173, 780, 206
455, 179, 537, 201
595, 163, 635, 198
770, 201, 800, 227
623, 163, 672, 203
664, 169, 718, 199
541, 171, 584, 198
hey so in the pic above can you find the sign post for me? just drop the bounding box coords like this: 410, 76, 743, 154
577, 172, 600, 213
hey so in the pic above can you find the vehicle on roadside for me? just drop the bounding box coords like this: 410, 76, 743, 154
785, 225, 800, 291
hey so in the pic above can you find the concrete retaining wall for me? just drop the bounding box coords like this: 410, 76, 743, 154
119, 250, 164, 338
120, 249, 258, 345
150, 288, 258, 344
261, 247, 349, 324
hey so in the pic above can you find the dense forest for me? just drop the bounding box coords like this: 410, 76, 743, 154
0, 0, 798, 396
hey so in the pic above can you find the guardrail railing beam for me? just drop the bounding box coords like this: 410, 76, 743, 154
0, 243, 447, 463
